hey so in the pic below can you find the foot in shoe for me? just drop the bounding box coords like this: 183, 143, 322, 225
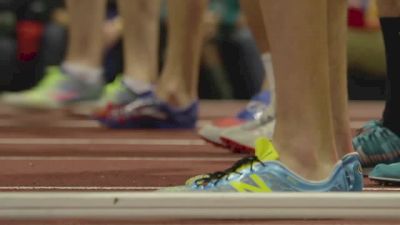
160, 138, 363, 192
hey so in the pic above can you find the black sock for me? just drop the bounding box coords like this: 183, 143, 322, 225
380, 17, 400, 136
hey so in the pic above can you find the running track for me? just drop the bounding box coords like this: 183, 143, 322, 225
0, 100, 398, 225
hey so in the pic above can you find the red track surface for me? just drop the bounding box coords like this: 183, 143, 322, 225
0, 100, 398, 224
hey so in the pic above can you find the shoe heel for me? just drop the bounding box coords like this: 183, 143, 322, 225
342, 153, 364, 191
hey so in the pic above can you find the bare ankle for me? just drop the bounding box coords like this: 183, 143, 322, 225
156, 88, 195, 109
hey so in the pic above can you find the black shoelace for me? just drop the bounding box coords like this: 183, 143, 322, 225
194, 156, 265, 187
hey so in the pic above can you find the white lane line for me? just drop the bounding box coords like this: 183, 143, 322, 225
0, 156, 239, 161
55, 120, 99, 128
0, 138, 205, 146
363, 187, 400, 191
0, 119, 371, 129
0, 120, 100, 128
0, 119, 212, 128
1, 192, 400, 219
0, 186, 160, 191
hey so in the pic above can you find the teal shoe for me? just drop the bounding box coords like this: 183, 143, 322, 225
369, 162, 400, 184
355, 120, 382, 135
353, 122, 400, 168
161, 138, 363, 193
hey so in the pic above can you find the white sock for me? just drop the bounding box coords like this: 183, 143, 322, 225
261, 53, 276, 117
62, 62, 104, 86
122, 77, 153, 95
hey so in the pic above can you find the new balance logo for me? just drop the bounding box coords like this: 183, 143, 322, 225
230, 174, 272, 192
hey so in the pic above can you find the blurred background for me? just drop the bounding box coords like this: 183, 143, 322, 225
0, 0, 386, 100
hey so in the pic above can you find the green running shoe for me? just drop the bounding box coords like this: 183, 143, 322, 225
353, 121, 400, 168
95, 76, 138, 108
369, 162, 400, 184
1, 66, 103, 110
355, 120, 382, 135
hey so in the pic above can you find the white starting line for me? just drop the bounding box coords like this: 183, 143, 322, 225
0, 119, 368, 129
0, 138, 205, 146
0, 119, 212, 128
0, 156, 239, 161
0, 192, 399, 219
0, 186, 160, 191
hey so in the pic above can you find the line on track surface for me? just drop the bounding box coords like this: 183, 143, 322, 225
0, 119, 370, 129
0, 156, 240, 161
0, 138, 205, 146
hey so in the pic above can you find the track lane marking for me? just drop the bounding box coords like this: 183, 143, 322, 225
0, 119, 372, 129
0, 186, 160, 191
0, 156, 240, 161
0, 138, 205, 146
0, 119, 211, 128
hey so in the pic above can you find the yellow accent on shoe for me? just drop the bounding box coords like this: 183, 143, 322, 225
1, 66, 66, 109
255, 137, 279, 161
230, 174, 272, 192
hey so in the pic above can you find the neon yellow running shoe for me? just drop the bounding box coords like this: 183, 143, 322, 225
1, 66, 103, 110
95, 76, 137, 108
71, 76, 139, 115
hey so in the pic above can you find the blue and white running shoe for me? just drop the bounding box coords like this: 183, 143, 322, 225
198, 91, 272, 147
237, 91, 271, 121
161, 138, 363, 192
95, 92, 198, 129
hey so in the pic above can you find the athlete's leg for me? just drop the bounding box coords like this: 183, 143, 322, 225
353, 0, 400, 168
156, 0, 208, 108
118, 0, 160, 89
327, 0, 353, 157
260, 0, 337, 180
378, 0, 400, 135
65, 0, 106, 68
240, 0, 274, 92
1, 0, 107, 110
94, 0, 207, 128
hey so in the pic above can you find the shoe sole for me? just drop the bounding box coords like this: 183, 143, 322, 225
201, 137, 226, 148
64, 101, 100, 118
369, 176, 400, 186
1, 101, 60, 111
361, 167, 373, 177
220, 137, 254, 154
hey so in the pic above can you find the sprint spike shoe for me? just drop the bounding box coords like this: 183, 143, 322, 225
71, 76, 139, 116
199, 118, 249, 147
95, 93, 198, 129
1, 66, 103, 110
236, 91, 271, 120
198, 91, 272, 146
161, 138, 363, 192
355, 120, 382, 135
220, 114, 275, 153
353, 122, 400, 169
369, 162, 400, 184
97, 76, 138, 107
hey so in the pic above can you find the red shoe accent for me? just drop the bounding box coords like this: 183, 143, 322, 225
201, 137, 226, 148
212, 117, 244, 127
221, 137, 255, 154
93, 102, 120, 119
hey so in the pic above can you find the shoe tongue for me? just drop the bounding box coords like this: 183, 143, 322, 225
255, 137, 279, 161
